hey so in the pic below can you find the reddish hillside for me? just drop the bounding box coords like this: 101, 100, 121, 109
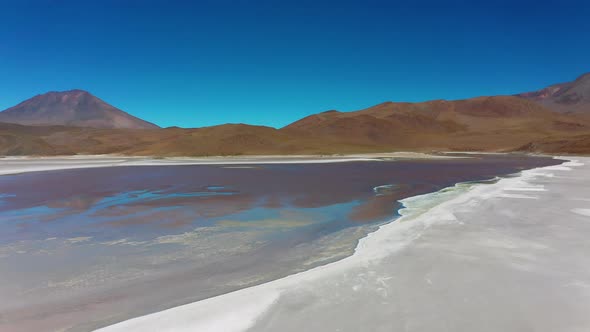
282, 96, 590, 152
0, 90, 159, 129
2, 79, 590, 156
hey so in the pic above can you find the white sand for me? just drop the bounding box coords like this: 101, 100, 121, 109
95, 156, 590, 332
0, 152, 452, 176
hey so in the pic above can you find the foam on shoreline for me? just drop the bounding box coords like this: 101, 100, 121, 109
95, 157, 574, 332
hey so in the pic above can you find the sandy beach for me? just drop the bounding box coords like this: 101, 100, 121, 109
93, 156, 590, 332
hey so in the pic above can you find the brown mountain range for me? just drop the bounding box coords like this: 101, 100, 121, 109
0, 90, 159, 129
281, 95, 590, 154
1, 74, 589, 156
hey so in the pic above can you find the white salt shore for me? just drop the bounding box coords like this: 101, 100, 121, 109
95, 156, 590, 332
0, 152, 450, 176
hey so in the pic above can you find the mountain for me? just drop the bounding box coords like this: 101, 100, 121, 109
0, 121, 314, 156
282, 96, 590, 152
2, 75, 590, 156
518, 72, 590, 114
0, 90, 159, 129
2, 94, 589, 156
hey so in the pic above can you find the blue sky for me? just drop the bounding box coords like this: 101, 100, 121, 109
1, 0, 589, 128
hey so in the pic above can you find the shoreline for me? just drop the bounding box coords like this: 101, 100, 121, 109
0, 152, 462, 176
95, 156, 579, 332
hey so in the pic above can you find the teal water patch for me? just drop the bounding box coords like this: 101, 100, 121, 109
0, 206, 67, 230
211, 200, 361, 228
0, 193, 16, 206
0, 205, 66, 221
0, 188, 238, 242
91, 189, 237, 210
205, 185, 227, 191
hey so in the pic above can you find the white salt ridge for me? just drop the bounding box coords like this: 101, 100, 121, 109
372, 184, 395, 196
497, 193, 540, 199
502, 185, 546, 191
0, 157, 380, 176
100, 287, 281, 332
565, 160, 585, 167
571, 209, 590, 217
0, 153, 450, 176
543, 159, 585, 172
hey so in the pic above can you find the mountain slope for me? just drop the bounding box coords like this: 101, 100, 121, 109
0, 90, 159, 129
0, 122, 311, 156
3, 77, 590, 156
281, 96, 590, 152
2, 94, 590, 156
518, 72, 590, 114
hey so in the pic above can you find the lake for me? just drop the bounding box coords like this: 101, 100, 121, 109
0, 154, 559, 332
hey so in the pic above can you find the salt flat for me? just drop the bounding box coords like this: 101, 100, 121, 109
96, 156, 590, 332
0, 152, 451, 176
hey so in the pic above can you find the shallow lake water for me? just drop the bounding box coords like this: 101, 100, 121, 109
0, 155, 560, 332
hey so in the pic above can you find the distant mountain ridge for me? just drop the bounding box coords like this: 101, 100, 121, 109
282, 95, 589, 152
517, 72, 590, 113
1, 73, 590, 156
0, 90, 159, 129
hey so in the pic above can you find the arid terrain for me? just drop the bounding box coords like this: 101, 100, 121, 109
1, 73, 590, 156
0, 90, 158, 130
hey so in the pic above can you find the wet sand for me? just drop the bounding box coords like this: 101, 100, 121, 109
96, 157, 590, 332
0, 154, 560, 331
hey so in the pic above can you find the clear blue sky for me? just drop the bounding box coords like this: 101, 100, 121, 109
1, 0, 589, 128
